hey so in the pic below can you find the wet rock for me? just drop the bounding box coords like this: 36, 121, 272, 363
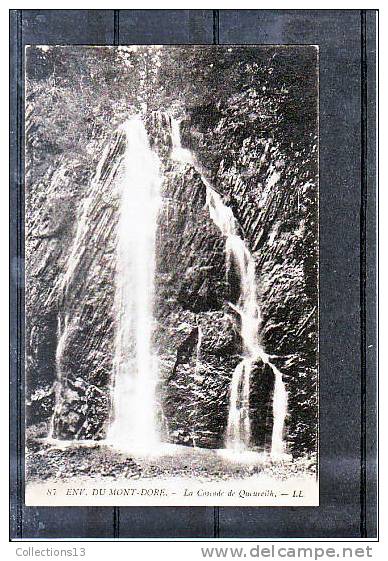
27, 93, 317, 458
42, 130, 126, 438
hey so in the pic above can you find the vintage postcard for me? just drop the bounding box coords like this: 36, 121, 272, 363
24, 45, 319, 506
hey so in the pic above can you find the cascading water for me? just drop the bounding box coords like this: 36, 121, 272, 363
269, 363, 289, 457
107, 116, 162, 450
49, 113, 287, 458
170, 118, 288, 457
190, 324, 203, 448
48, 314, 69, 439
206, 188, 262, 451
49, 117, 162, 449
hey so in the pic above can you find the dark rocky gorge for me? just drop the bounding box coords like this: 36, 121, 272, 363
25, 46, 318, 468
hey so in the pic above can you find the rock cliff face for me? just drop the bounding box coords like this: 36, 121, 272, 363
50, 132, 127, 439
26, 130, 126, 438
191, 145, 317, 455
26, 116, 317, 456
154, 158, 241, 449
149, 113, 317, 454
26, 46, 318, 459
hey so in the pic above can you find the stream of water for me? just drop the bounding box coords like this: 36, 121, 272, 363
50, 115, 288, 458
170, 118, 288, 457
107, 117, 162, 450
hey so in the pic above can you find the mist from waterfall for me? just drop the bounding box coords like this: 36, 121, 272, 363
170, 118, 288, 457
107, 116, 162, 450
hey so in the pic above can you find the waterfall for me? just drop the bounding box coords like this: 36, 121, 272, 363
226, 360, 251, 450
170, 118, 288, 457
206, 188, 261, 451
48, 314, 69, 439
270, 363, 289, 457
49, 113, 288, 457
107, 116, 162, 450
191, 325, 203, 448
194, 325, 203, 379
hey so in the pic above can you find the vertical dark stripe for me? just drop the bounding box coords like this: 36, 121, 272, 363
113, 506, 120, 538
360, 8, 368, 539
114, 10, 120, 46
213, 10, 219, 45
16, 8, 23, 540
9, 7, 25, 539
213, 504, 220, 538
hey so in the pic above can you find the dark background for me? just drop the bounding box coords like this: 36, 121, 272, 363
10, 9, 377, 539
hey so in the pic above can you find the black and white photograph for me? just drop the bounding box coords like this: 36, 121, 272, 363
24, 44, 319, 506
